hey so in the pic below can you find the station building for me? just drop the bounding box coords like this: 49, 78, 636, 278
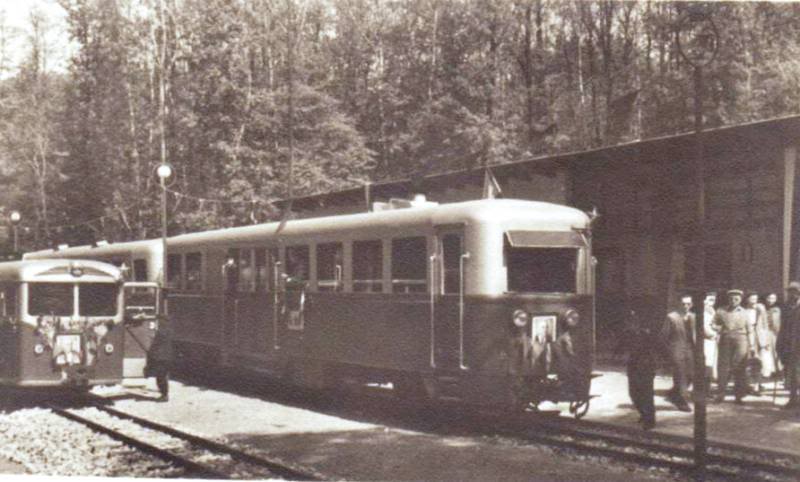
279, 115, 800, 354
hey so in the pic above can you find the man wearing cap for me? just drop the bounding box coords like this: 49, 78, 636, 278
712, 289, 754, 404
778, 281, 800, 409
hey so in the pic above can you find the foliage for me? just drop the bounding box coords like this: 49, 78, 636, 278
0, 0, 799, 247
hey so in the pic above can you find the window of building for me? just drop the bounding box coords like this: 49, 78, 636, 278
317, 242, 343, 291
133, 259, 148, 281
391, 236, 428, 293
239, 248, 256, 292
167, 254, 182, 289
353, 240, 383, 293
285, 246, 309, 281
185, 252, 203, 291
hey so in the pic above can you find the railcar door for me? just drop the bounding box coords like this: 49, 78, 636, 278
432, 228, 465, 370
122, 282, 160, 379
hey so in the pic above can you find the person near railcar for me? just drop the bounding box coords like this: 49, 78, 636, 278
662, 294, 695, 412
743, 292, 769, 394
778, 282, 800, 410
712, 289, 754, 404
764, 292, 782, 378
145, 312, 175, 402
624, 300, 660, 430
702, 291, 719, 395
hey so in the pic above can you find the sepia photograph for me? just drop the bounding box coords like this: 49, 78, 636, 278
0, 0, 798, 480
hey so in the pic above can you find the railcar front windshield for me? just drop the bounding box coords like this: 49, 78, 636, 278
28, 283, 73, 316
28, 282, 119, 316
505, 244, 579, 293
80, 283, 119, 316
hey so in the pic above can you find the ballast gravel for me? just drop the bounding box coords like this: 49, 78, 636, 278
0, 407, 179, 477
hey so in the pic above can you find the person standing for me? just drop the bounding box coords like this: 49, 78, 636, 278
778, 282, 800, 410
625, 300, 660, 430
703, 291, 719, 394
765, 293, 782, 378
712, 289, 754, 404
744, 292, 770, 393
146, 313, 175, 402
662, 294, 695, 412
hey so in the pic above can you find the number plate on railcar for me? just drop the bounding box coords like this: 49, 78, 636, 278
531, 315, 557, 342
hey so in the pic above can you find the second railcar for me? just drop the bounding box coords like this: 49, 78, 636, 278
0, 259, 127, 387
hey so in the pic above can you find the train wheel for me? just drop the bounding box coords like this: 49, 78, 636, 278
569, 399, 589, 419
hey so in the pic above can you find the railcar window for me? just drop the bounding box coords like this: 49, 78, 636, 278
185, 252, 203, 291
79, 283, 119, 316
224, 248, 239, 292
28, 283, 73, 316
505, 244, 578, 293
133, 259, 148, 281
167, 254, 182, 289
238, 248, 256, 292
285, 246, 309, 281
353, 240, 383, 293
392, 237, 427, 293
255, 249, 268, 291
442, 234, 462, 294
0, 285, 16, 316
317, 243, 343, 292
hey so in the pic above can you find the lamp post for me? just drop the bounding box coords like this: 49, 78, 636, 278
9, 211, 21, 254
677, 7, 718, 481
157, 163, 173, 290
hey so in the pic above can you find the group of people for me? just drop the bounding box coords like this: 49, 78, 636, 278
626, 283, 800, 430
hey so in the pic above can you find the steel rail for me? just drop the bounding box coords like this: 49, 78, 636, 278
522, 420, 799, 479
48, 405, 227, 479
92, 403, 325, 481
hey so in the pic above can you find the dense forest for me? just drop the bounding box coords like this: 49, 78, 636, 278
1, 0, 799, 249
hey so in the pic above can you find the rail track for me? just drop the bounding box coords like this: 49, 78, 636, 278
47, 401, 325, 480
479, 409, 800, 481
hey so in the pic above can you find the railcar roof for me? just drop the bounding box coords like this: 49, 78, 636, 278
24, 238, 162, 259
168, 198, 588, 247
0, 259, 123, 282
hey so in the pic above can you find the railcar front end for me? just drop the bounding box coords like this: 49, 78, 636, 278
0, 260, 126, 388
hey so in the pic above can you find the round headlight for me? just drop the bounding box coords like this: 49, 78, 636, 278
104, 343, 114, 354
512, 309, 530, 328
565, 309, 580, 327
33, 343, 45, 355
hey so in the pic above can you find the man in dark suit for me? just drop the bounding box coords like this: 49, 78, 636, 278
778, 282, 800, 409
146, 313, 175, 402
625, 299, 661, 429
662, 294, 695, 412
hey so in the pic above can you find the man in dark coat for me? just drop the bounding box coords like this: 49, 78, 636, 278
624, 299, 661, 430
662, 294, 695, 412
778, 282, 800, 409
146, 314, 175, 402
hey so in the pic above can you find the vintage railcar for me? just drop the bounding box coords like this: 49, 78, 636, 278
0, 259, 128, 388
24, 240, 163, 380
26, 198, 596, 412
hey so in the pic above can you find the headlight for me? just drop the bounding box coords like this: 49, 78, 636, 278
33, 343, 45, 355
564, 308, 580, 327
104, 343, 114, 354
512, 309, 530, 327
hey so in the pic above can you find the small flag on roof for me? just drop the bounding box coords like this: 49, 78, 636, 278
482, 168, 503, 199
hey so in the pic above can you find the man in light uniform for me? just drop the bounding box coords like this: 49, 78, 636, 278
712, 289, 754, 404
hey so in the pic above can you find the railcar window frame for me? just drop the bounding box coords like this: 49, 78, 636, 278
285, 245, 310, 282
185, 252, 204, 291
316, 242, 343, 292
238, 248, 257, 292
503, 237, 580, 294
27, 282, 75, 317
0, 283, 17, 317
352, 239, 384, 293
78, 282, 119, 317
167, 253, 183, 290
391, 236, 428, 294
